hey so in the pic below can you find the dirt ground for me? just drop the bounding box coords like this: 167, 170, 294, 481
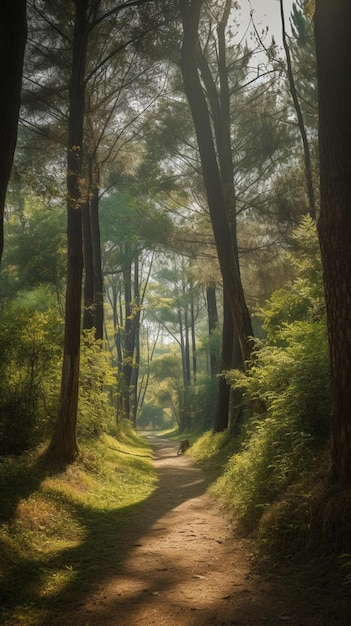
53, 435, 349, 626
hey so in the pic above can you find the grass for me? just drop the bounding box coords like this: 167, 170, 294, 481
160, 427, 240, 475
185, 428, 351, 622
188, 429, 241, 476
0, 421, 156, 626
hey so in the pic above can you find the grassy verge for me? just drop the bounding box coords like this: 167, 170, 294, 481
0, 421, 156, 626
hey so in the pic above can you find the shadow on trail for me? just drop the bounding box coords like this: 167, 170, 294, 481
0, 435, 214, 625
48, 435, 214, 625
2, 436, 347, 625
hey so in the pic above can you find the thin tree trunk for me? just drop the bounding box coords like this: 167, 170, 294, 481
280, 0, 316, 220
46, 0, 88, 463
0, 0, 27, 262
90, 176, 104, 340
184, 302, 191, 387
315, 0, 351, 485
214, 291, 233, 432
206, 282, 219, 378
122, 250, 133, 421
131, 254, 140, 427
82, 179, 95, 331
190, 287, 197, 383
82, 159, 103, 339
111, 283, 123, 371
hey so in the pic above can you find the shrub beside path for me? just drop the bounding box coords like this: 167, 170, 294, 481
53, 435, 344, 625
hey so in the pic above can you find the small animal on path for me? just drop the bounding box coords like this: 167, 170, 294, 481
177, 439, 190, 455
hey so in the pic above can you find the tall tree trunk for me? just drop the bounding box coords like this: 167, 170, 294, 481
206, 282, 219, 378
184, 301, 191, 387
190, 287, 197, 383
280, 0, 316, 220
214, 291, 233, 432
122, 250, 133, 421
179, 0, 253, 365
46, 0, 88, 463
191, 0, 249, 428
82, 181, 95, 331
131, 254, 140, 427
82, 160, 103, 339
178, 306, 186, 387
0, 0, 27, 263
315, 0, 351, 485
90, 173, 104, 340
111, 283, 123, 370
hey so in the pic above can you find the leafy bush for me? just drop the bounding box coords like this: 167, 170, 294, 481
78, 329, 117, 439
212, 218, 330, 529
0, 306, 62, 454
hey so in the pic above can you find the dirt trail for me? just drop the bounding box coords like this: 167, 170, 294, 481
53, 435, 339, 626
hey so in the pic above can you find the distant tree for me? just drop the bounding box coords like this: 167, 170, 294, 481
206, 282, 219, 378
314, 0, 351, 484
0, 0, 27, 262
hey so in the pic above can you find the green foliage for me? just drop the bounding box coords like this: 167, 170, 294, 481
78, 329, 118, 440
0, 306, 62, 455
212, 218, 330, 530
188, 429, 241, 477
182, 375, 219, 432
0, 313, 119, 454
262, 216, 325, 342
1, 196, 66, 297
138, 404, 173, 430
190, 429, 232, 461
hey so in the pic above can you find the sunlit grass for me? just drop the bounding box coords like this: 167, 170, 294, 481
0, 423, 156, 625
188, 429, 241, 476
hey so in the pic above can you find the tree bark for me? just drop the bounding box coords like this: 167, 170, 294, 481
206, 282, 219, 378
315, 0, 351, 484
46, 0, 88, 463
90, 175, 104, 340
122, 249, 133, 421
82, 158, 103, 339
214, 291, 233, 432
0, 0, 27, 262
82, 187, 95, 331
280, 0, 316, 220
179, 0, 254, 364
190, 287, 197, 383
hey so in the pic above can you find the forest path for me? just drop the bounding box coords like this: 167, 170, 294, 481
53, 434, 331, 626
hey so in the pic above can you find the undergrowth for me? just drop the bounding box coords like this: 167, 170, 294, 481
189, 220, 351, 612
0, 420, 156, 626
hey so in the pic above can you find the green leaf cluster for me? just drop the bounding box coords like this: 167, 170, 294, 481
213, 218, 330, 529
78, 329, 118, 440
0, 306, 62, 455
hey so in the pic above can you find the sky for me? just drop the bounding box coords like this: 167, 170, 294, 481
235, 0, 295, 44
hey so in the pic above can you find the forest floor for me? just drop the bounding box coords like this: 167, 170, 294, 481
51, 434, 350, 626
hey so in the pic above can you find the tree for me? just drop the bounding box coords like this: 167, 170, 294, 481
206, 282, 219, 377
279, 0, 316, 220
0, 0, 27, 262
40, 0, 157, 462
314, 0, 351, 485
178, 1, 253, 434
0, 195, 66, 310
45, 0, 88, 463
